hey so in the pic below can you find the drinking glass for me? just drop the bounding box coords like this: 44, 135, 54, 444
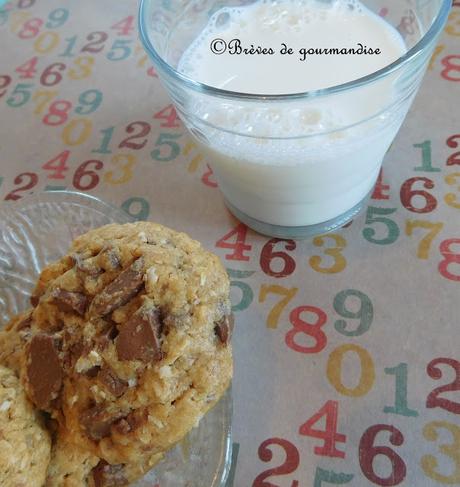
139, 0, 451, 238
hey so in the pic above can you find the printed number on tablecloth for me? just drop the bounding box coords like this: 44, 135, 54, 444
333, 289, 373, 336
215, 223, 252, 261
371, 168, 390, 200
363, 207, 400, 245
441, 55, 460, 82
285, 305, 327, 354
309, 235, 347, 274
81, 31, 108, 53
61, 118, 92, 146
438, 239, 460, 281
258, 285, 298, 329
73, 160, 103, 191
384, 363, 419, 417
227, 269, 255, 312
299, 401, 346, 458
313, 467, 353, 486
120, 122, 151, 150
111, 16, 135, 36
252, 438, 300, 487
359, 425, 406, 486
445, 173, 460, 209
0, 75, 11, 98
15, 56, 38, 78
121, 197, 150, 221
400, 177, 437, 213
4, 172, 38, 201
447, 134, 460, 166
153, 104, 181, 128
104, 154, 137, 185
260, 239, 296, 278
42, 150, 70, 179
421, 421, 460, 484
426, 358, 460, 414
405, 220, 444, 260
327, 344, 375, 397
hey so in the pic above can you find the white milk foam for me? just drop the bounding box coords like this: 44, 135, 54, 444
177, 0, 408, 226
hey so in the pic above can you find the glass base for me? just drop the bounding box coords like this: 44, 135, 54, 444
224, 194, 370, 239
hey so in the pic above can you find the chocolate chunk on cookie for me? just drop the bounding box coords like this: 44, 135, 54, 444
90, 257, 145, 317
52, 288, 88, 316
116, 305, 162, 362
26, 334, 63, 410
215, 313, 234, 345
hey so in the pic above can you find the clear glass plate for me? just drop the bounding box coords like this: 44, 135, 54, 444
0, 190, 232, 487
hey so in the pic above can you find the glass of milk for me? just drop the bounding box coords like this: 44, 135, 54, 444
139, 0, 451, 238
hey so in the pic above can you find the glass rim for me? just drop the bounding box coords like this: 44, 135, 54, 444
138, 0, 451, 101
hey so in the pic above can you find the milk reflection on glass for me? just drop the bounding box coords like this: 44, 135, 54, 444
139, 0, 451, 237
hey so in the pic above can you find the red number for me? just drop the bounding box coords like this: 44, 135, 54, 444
40, 62, 66, 86
400, 177, 437, 213
285, 305, 327, 354
359, 425, 406, 486
371, 168, 390, 200
427, 358, 460, 414
43, 100, 72, 126
15, 56, 38, 79
111, 16, 134, 36
153, 104, 180, 128
42, 150, 70, 179
0, 75, 12, 99
299, 401, 346, 458
73, 160, 103, 191
447, 135, 460, 166
215, 223, 252, 261
81, 32, 108, 53
147, 66, 158, 77
253, 438, 299, 487
439, 239, 460, 281
18, 17, 43, 39
118, 121, 151, 150
260, 239, 296, 278
4, 172, 38, 201
441, 55, 460, 82
202, 164, 218, 187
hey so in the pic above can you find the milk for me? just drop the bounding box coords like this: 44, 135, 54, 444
178, 0, 409, 227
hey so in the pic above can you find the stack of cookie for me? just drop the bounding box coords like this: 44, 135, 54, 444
0, 222, 233, 486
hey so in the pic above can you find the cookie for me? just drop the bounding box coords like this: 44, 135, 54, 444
19, 222, 233, 486
0, 364, 51, 487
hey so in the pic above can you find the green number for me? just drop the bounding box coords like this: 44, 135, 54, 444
362, 206, 400, 245
333, 289, 373, 337
384, 363, 419, 417
413, 141, 440, 172
227, 269, 254, 312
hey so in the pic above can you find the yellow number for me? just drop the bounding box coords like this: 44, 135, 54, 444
446, 10, 460, 36
62, 119, 92, 146
421, 421, 460, 484
68, 56, 95, 80
405, 220, 444, 259
445, 173, 460, 209
9, 11, 31, 33
34, 31, 60, 54
327, 344, 375, 397
258, 284, 299, 329
104, 154, 137, 185
32, 90, 58, 115
309, 234, 347, 274
429, 44, 445, 71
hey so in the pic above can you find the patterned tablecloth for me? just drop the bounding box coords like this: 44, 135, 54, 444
1, 0, 460, 485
